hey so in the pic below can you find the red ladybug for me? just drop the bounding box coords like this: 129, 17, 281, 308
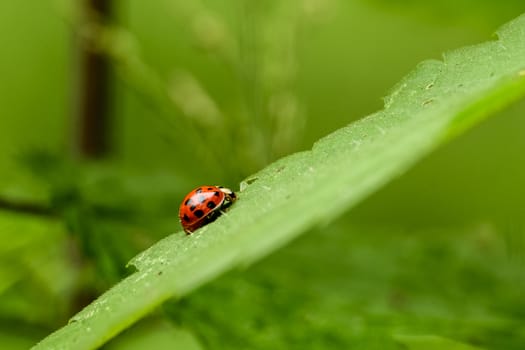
179, 186, 237, 234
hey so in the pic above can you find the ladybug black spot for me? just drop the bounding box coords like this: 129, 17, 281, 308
206, 201, 216, 209
207, 187, 214, 190
190, 205, 196, 211
195, 188, 203, 193
194, 209, 205, 218
184, 198, 191, 206
183, 214, 190, 222
214, 191, 220, 197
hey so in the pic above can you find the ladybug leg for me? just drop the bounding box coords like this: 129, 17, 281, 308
221, 195, 236, 211
203, 210, 221, 224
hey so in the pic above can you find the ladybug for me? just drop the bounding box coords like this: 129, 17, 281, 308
179, 186, 237, 234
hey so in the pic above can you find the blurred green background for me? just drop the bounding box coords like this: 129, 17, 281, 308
0, 0, 524, 349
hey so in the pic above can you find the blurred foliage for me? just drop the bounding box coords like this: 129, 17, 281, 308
104, 318, 203, 350
0, 0, 524, 349
167, 222, 525, 349
367, 0, 525, 27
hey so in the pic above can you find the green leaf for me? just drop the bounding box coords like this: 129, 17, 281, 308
170, 222, 525, 349
0, 211, 73, 325
32, 13, 525, 350
0, 330, 42, 350
105, 319, 202, 350
394, 334, 485, 350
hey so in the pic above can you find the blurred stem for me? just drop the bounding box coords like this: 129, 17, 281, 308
0, 198, 55, 217
73, 0, 112, 158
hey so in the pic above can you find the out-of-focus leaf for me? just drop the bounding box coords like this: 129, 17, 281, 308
168, 222, 525, 349
105, 318, 202, 350
0, 211, 73, 325
393, 334, 484, 350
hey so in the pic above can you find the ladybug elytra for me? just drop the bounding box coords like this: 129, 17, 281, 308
178, 185, 237, 234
